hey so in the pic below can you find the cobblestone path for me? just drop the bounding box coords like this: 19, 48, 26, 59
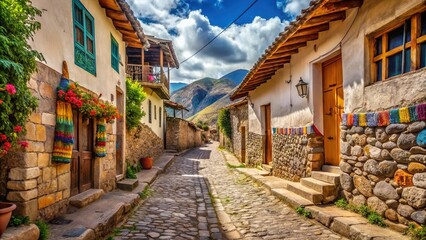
113, 142, 344, 240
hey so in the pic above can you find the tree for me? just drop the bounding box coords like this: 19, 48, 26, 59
126, 78, 147, 130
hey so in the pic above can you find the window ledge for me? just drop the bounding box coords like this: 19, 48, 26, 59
366, 67, 425, 88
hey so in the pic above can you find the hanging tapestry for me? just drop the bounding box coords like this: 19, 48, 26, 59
272, 124, 322, 136
95, 118, 107, 157
52, 101, 74, 163
341, 103, 426, 127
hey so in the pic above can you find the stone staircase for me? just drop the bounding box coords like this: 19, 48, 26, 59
286, 165, 340, 204
69, 188, 104, 208
262, 164, 273, 175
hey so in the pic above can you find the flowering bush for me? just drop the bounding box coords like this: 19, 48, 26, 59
57, 83, 120, 123
0, 0, 42, 157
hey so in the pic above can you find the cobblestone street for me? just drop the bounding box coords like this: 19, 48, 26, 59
113, 142, 344, 239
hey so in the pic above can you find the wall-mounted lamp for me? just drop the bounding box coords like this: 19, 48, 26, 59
296, 77, 308, 98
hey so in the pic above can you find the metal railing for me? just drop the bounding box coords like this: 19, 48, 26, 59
126, 64, 169, 91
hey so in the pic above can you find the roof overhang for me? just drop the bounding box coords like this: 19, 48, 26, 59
231, 0, 363, 101
99, 0, 149, 48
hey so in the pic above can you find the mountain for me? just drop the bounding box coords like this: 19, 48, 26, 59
171, 77, 236, 119
170, 69, 248, 125
220, 69, 248, 85
170, 82, 188, 93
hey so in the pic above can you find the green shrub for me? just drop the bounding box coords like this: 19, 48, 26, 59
196, 120, 209, 131
334, 198, 349, 209
0, 0, 41, 156
126, 165, 137, 179
406, 224, 426, 240
139, 187, 153, 200
334, 199, 387, 228
296, 206, 312, 218
35, 220, 49, 240
126, 78, 146, 130
358, 205, 372, 218
8, 215, 30, 227
367, 212, 386, 227
217, 109, 232, 139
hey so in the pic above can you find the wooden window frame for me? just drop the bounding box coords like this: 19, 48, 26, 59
370, 8, 426, 83
111, 34, 119, 73
148, 100, 152, 123
154, 105, 157, 120
159, 107, 162, 128
72, 0, 96, 75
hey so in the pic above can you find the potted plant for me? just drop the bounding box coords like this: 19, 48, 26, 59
140, 157, 153, 169
0, 202, 16, 236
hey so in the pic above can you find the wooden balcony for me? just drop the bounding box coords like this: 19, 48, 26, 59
126, 64, 170, 99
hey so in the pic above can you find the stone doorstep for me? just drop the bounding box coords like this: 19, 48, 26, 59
300, 177, 336, 197
49, 191, 139, 240
322, 165, 341, 174
69, 189, 104, 208
257, 176, 292, 191
136, 168, 160, 184
153, 153, 176, 172
286, 182, 324, 204
271, 188, 314, 208
117, 179, 139, 191
311, 171, 340, 185
0, 224, 39, 240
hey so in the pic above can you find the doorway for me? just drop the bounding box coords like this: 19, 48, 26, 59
116, 89, 124, 176
241, 126, 246, 163
262, 104, 272, 164
322, 55, 343, 166
71, 110, 94, 196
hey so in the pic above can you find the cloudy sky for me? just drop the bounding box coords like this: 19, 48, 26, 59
127, 0, 310, 83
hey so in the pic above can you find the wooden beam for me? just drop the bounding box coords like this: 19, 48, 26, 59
105, 9, 127, 22
313, 0, 363, 16
99, 0, 121, 11
282, 33, 319, 46
113, 20, 133, 31
304, 11, 346, 28
275, 42, 307, 53
267, 49, 298, 60
264, 57, 292, 65
293, 23, 329, 37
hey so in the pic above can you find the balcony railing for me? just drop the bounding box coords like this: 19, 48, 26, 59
126, 64, 169, 92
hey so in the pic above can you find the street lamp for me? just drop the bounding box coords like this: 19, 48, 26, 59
296, 77, 308, 98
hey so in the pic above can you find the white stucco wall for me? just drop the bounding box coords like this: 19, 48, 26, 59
140, 90, 165, 140
248, 0, 426, 135
30, 0, 127, 136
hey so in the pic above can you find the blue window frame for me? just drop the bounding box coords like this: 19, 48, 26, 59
111, 35, 119, 73
72, 0, 96, 75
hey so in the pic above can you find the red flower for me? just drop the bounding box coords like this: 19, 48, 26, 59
5, 84, 16, 95
0, 134, 6, 141
14, 126, 23, 133
0, 99, 3, 104
18, 141, 29, 148
3, 142, 11, 151
90, 110, 96, 116
58, 90, 65, 98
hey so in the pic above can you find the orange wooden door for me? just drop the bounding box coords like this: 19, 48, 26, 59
264, 104, 272, 164
322, 56, 343, 166
71, 111, 94, 196
116, 89, 124, 175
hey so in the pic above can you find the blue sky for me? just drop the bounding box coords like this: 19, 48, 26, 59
128, 0, 310, 82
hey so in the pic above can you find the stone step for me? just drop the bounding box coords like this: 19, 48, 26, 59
117, 179, 139, 191
311, 171, 340, 185
69, 189, 104, 208
286, 182, 323, 204
300, 177, 336, 197
262, 164, 272, 174
271, 188, 314, 209
322, 165, 340, 174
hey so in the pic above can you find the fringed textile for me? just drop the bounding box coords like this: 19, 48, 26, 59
347, 114, 354, 126
390, 109, 400, 124
52, 101, 74, 163
95, 119, 107, 157
359, 113, 367, 127
399, 107, 410, 123
418, 104, 426, 121
409, 106, 418, 122
272, 124, 322, 136
378, 111, 390, 126
353, 114, 359, 126
366, 112, 378, 127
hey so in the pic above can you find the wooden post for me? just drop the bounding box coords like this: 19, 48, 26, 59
141, 48, 144, 66
173, 109, 176, 118
167, 62, 170, 81
181, 110, 183, 119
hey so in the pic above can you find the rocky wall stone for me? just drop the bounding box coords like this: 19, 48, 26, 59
340, 121, 426, 225
165, 117, 202, 152
229, 104, 248, 163
247, 132, 263, 166
126, 123, 164, 167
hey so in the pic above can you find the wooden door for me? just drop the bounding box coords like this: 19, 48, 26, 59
322, 56, 343, 166
71, 111, 94, 196
116, 89, 124, 175
264, 104, 272, 164
241, 126, 246, 163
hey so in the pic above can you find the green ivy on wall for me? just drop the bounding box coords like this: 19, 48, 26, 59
126, 78, 147, 130
218, 108, 232, 139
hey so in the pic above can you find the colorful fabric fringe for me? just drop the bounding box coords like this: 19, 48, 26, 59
341, 103, 425, 127
52, 101, 74, 163
95, 119, 107, 157
272, 124, 323, 136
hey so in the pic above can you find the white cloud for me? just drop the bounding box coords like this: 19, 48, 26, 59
276, 0, 310, 16
128, 0, 287, 83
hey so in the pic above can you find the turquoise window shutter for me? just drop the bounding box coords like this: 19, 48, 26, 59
111, 35, 119, 73
72, 0, 96, 75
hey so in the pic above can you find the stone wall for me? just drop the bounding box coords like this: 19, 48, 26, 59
166, 118, 202, 152
126, 123, 164, 166
272, 134, 324, 181
247, 132, 263, 166
340, 121, 426, 226
229, 104, 248, 162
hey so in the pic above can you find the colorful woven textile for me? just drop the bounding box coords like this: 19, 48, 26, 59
272, 124, 322, 136
95, 119, 107, 157
341, 103, 425, 127
52, 101, 74, 163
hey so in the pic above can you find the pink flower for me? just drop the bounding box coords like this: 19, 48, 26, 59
58, 90, 65, 98
5, 84, 16, 95
18, 141, 29, 148
14, 126, 23, 133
